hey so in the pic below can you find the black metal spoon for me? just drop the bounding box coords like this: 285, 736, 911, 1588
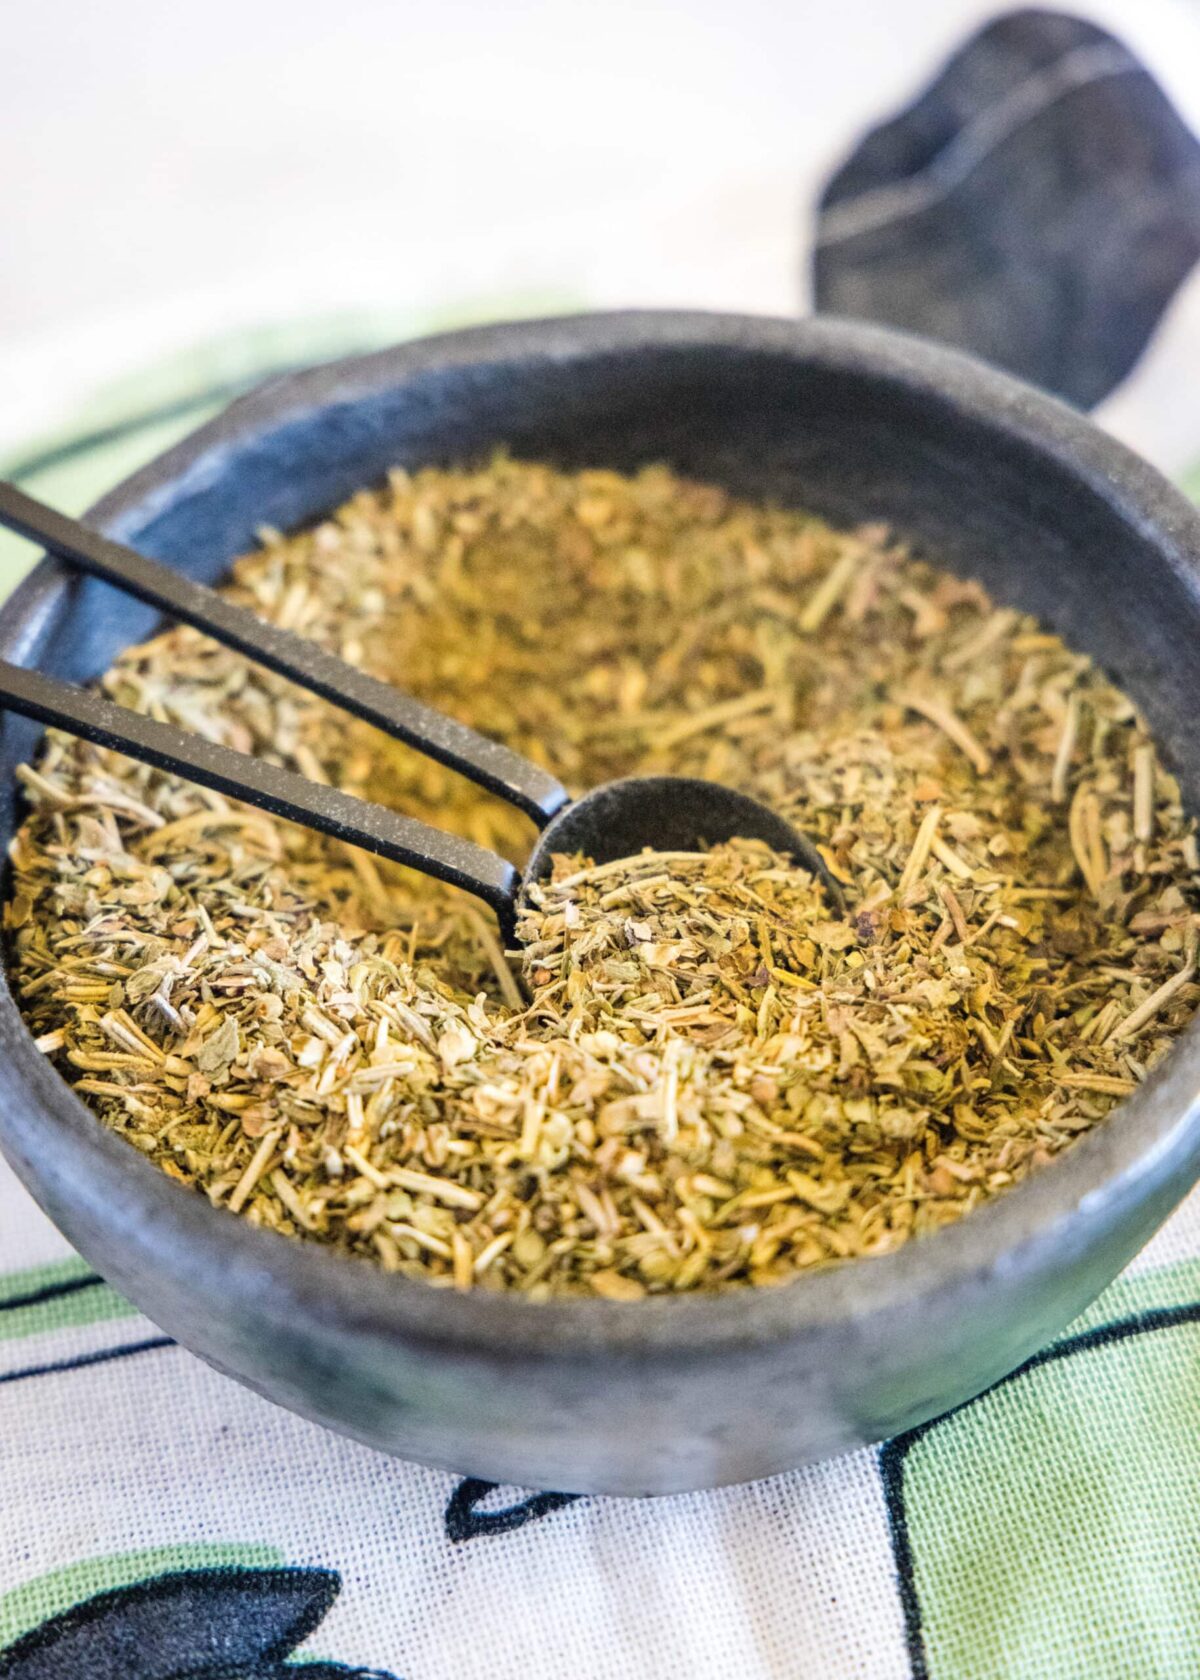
0, 483, 836, 937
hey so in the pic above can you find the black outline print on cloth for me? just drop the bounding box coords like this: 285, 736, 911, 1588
0, 1566, 399, 1679
813, 7, 1200, 409
0, 1336, 172, 1389
444, 1479, 581, 1543
882, 1301, 1200, 1680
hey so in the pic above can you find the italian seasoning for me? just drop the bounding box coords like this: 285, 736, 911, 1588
7, 458, 1200, 1296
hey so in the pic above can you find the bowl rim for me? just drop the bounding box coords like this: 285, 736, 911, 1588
3, 306, 1200, 1360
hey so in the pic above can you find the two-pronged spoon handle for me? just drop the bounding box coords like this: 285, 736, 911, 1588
0, 657, 521, 918
0, 481, 568, 825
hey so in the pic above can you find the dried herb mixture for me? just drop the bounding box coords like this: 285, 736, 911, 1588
7, 457, 1200, 1296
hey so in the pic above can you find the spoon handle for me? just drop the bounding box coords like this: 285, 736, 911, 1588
0, 659, 520, 920
0, 481, 568, 825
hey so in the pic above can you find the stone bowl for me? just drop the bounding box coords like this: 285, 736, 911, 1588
3, 311, 1200, 1495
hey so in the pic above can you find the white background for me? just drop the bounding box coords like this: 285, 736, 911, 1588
4, 0, 1200, 467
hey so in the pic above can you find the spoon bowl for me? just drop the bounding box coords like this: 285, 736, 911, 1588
521, 773, 840, 915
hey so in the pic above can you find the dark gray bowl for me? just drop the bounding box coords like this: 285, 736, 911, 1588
3, 312, 1200, 1496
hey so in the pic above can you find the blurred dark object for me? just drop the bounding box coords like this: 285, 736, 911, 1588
813, 8, 1200, 408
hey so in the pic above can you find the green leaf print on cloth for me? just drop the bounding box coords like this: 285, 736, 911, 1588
0, 1260, 136, 1344
888, 1257, 1200, 1680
